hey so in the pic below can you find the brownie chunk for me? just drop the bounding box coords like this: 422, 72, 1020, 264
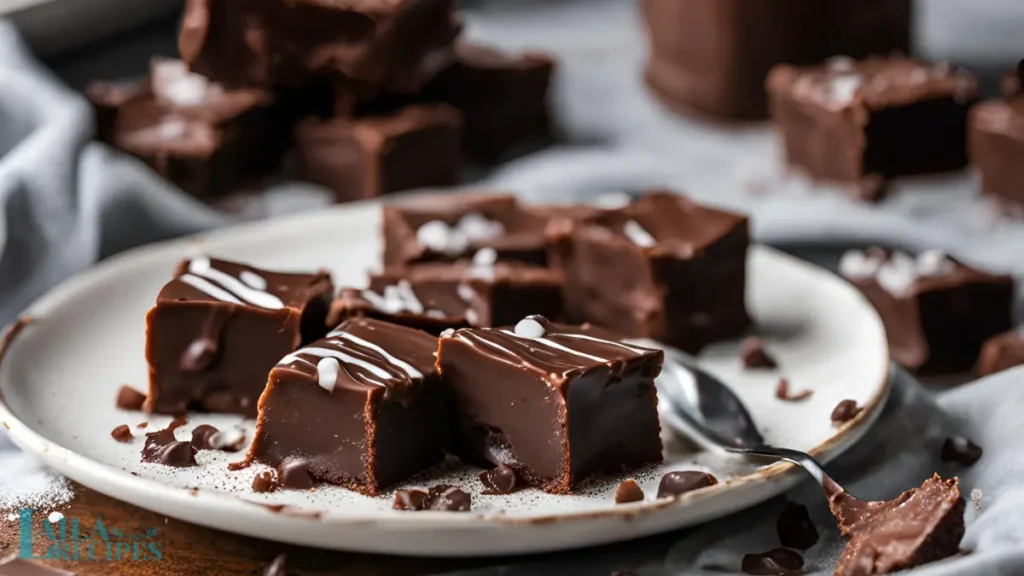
437, 315, 663, 493
294, 104, 462, 203
383, 192, 550, 266
424, 42, 555, 164
640, 0, 911, 121
247, 317, 448, 496
144, 257, 332, 416
978, 329, 1024, 377
549, 190, 751, 353
768, 56, 978, 200
839, 248, 1013, 373
970, 99, 1024, 213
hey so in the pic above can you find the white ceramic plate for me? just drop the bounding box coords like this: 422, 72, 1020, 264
0, 199, 889, 557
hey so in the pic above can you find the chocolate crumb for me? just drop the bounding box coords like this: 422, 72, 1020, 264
480, 464, 519, 495
941, 436, 983, 466
777, 501, 818, 549
614, 479, 645, 504
426, 484, 472, 511
277, 456, 314, 490
657, 471, 718, 498
741, 547, 804, 575
136, 422, 148, 429
263, 553, 287, 576
831, 399, 861, 424
393, 488, 429, 511
775, 378, 813, 402
191, 424, 219, 450
740, 337, 778, 369
252, 471, 279, 493
110, 424, 133, 443
116, 386, 147, 411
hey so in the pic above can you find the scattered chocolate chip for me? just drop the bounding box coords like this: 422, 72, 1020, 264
657, 471, 718, 498
776, 501, 818, 550
277, 456, 314, 490
775, 378, 813, 402
191, 424, 220, 450
115, 386, 147, 411
110, 424, 133, 443
393, 488, 429, 511
740, 337, 778, 369
252, 471, 279, 493
141, 420, 196, 467
136, 422, 148, 429
614, 479, 645, 504
831, 399, 862, 424
427, 485, 472, 512
741, 547, 804, 575
262, 553, 287, 576
941, 436, 983, 466
480, 464, 519, 495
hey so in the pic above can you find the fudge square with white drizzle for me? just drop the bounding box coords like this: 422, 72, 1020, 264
437, 315, 664, 494
144, 257, 333, 417
839, 248, 1014, 374
246, 317, 448, 496
548, 190, 751, 353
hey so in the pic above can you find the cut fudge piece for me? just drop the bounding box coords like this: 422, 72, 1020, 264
145, 257, 332, 416
839, 248, 1013, 374
179, 0, 460, 92
382, 192, 550, 266
640, 0, 911, 121
424, 42, 555, 164
294, 104, 462, 203
969, 99, 1024, 212
977, 330, 1024, 377
437, 315, 664, 493
327, 286, 467, 336
548, 190, 751, 353
767, 56, 979, 200
247, 317, 448, 495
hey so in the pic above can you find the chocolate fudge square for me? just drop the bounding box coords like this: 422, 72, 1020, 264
327, 286, 468, 336
425, 42, 555, 164
978, 330, 1024, 377
548, 190, 751, 353
383, 192, 550, 266
294, 104, 462, 203
438, 316, 663, 493
247, 317, 448, 495
767, 57, 979, 200
145, 257, 332, 416
970, 100, 1024, 212
839, 248, 1013, 374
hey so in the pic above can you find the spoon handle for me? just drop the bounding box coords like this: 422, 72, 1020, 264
731, 445, 829, 489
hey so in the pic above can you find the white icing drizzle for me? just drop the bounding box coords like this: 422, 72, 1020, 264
623, 220, 657, 248
330, 331, 423, 380
185, 257, 284, 309
915, 250, 955, 277
395, 280, 424, 314
316, 357, 340, 393
514, 317, 545, 338
362, 281, 425, 315
178, 274, 243, 304
473, 247, 498, 267
239, 270, 268, 290
498, 330, 607, 363
838, 250, 883, 278
281, 346, 392, 385
457, 213, 505, 242
465, 309, 480, 326
875, 251, 917, 295
456, 283, 475, 302
559, 333, 650, 355
415, 214, 504, 256
360, 289, 390, 310
829, 74, 863, 105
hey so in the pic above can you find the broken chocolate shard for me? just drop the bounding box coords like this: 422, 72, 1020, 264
277, 456, 314, 490
426, 485, 472, 512
831, 399, 862, 424
941, 436, 983, 466
740, 337, 778, 369
741, 547, 804, 575
614, 479, 645, 504
393, 488, 429, 511
657, 471, 718, 498
480, 464, 519, 495
252, 471, 279, 493
775, 378, 813, 402
190, 424, 219, 450
111, 424, 134, 443
142, 420, 197, 467
776, 501, 819, 550
116, 385, 147, 411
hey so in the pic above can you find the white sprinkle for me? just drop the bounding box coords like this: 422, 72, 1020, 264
466, 309, 480, 326
152, 59, 209, 107
395, 280, 424, 314
829, 74, 863, 105
876, 251, 918, 295
416, 220, 453, 253
623, 220, 657, 248
838, 250, 882, 278
210, 428, 245, 451
457, 283, 475, 302
239, 270, 267, 290
283, 347, 393, 382
316, 357, 340, 393
514, 317, 546, 338
360, 289, 389, 311
456, 212, 505, 242
472, 248, 498, 267
426, 309, 445, 318
440, 328, 455, 338
915, 250, 955, 277
47, 511, 64, 524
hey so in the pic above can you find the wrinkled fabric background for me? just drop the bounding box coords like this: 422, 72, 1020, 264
2, 0, 1024, 573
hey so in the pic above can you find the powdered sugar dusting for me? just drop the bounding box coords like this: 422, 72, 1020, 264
0, 435, 75, 511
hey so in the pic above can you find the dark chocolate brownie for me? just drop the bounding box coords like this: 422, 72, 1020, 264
970, 99, 1024, 213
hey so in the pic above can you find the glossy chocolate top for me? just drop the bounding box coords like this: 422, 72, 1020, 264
838, 248, 1012, 297
441, 315, 662, 383
158, 257, 332, 311
768, 56, 978, 111
276, 317, 437, 399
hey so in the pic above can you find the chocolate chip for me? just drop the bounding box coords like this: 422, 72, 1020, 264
426, 485, 472, 512
161, 441, 198, 467
741, 547, 804, 575
115, 386, 147, 411
657, 471, 718, 498
393, 488, 429, 511
191, 424, 219, 450
775, 378, 813, 402
480, 464, 518, 495
252, 471, 279, 493
277, 456, 314, 490
614, 479, 645, 504
262, 553, 287, 576
740, 338, 778, 369
136, 422, 148, 429
110, 424, 133, 443
831, 399, 861, 424
142, 422, 197, 467
941, 436, 983, 466
776, 501, 818, 550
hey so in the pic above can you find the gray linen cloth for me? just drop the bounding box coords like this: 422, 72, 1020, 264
2, 0, 1024, 573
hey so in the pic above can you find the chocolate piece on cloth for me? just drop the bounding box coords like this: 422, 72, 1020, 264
827, 475, 965, 575
969, 99, 1024, 214
144, 257, 332, 416
640, 0, 911, 121
382, 192, 551, 266
767, 56, 979, 201
294, 104, 462, 203
179, 0, 461, 92
977, 329, 1024, 377
89, 58, 288, 199
437, 315, 663, 493
424, 42, 555, 164
548, 190, 751, 353
839, 248, 1013, 374
246, 317, 448, 496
